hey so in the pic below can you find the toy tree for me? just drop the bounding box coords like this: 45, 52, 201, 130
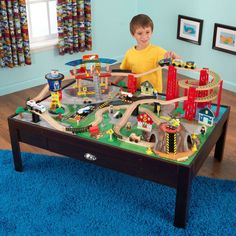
15, 106, 26, 119
55, 107, 65, 120
173, 107, 184, 118
117, 80, 126, 88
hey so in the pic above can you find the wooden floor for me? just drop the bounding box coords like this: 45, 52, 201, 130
1, 70, 235, 180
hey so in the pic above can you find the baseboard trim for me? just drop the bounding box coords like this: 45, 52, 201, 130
0, 69, 66, 96
222, 81, 236, 93
0, 77, 44, 96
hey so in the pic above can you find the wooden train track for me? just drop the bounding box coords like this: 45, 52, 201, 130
29, 65, 222, 135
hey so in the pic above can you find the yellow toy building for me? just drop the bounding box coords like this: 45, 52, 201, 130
50, 92, 61, 110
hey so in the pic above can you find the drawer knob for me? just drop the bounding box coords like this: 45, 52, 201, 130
84, 153, 97, 161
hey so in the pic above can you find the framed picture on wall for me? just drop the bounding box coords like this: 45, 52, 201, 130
212, 23, 236, 55
177, 15, 203, 45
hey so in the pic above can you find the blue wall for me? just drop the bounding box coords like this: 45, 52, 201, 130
138, 0, 236, 92
0, 0, 236, 95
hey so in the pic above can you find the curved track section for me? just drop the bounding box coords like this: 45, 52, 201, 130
113, 97, 187, 137
33, 84, 49, 102
178, 69, 221, 102
91, 105, 129, 126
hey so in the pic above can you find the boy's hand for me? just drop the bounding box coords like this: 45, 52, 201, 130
164, 51, 180, 59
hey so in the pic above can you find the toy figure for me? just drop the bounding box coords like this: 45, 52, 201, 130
109, 105, 114, 114
153, 89, 158, 99
156, 103, 161, 117
146, 146, 153, 155
200, 126, 206, 135
192, 133, 197, 140
191, 143, 198, 152
126, 122, 132, 130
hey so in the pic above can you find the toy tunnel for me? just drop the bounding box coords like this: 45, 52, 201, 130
166, 132, 177, 154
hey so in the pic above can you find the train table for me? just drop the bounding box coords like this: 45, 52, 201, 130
8, 58, 230, 227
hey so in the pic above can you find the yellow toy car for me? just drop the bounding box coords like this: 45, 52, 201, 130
172, 59, 184, 67
184, 61, 196, 69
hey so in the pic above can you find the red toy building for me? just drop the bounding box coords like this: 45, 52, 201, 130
198, 69, 209, 108
89, 125, 100, 137
127, 74, 137, 94
166, 65, 178, 101
184, 87, 197, 120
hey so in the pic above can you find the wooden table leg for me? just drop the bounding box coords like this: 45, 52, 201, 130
214, 119, 228, 162
174, 166, 192, 228
8, 119, 23, 172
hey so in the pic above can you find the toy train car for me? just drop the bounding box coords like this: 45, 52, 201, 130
129, 133, 141, 143
26, 100, 46, 113
158, 58, 172, 67
158, 58, 196, 69
66, 125, 92, 133
120, 91, 133, 98
77, 105, 94, 115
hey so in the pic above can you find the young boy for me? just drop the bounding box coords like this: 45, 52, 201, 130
113, 14, 178, 93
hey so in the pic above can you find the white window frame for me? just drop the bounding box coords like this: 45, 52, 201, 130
26, 0, 58, 50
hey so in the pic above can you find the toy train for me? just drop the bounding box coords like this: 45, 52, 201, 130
158, 58, 196, 69
26, 100, 46, 113
77, 105, 94, 115
129, 133, 141, 143
120, 91, 133, 98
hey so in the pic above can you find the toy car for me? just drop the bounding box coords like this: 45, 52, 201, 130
34, 103, 46, 113
172, 59, 184, 67
26, 100, 46, 113
120, 91, 133, 98
77, 105, 94, 115
184, 61, 196, 69
83, 97, 92, 104
26, 99, 36, 109
113, 111, 123, 119
158, 58, 172, 67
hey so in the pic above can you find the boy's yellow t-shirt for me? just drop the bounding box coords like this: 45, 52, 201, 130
120, 44, 166, 93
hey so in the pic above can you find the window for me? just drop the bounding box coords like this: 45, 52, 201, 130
26, 0, 58, 49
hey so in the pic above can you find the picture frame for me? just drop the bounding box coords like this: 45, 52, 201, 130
212, 23, 236, 55
177, 15, 203, 45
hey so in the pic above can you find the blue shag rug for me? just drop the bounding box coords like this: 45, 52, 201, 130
0, 150, 235, 235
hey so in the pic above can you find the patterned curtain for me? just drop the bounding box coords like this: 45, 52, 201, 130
57, 0, 92, 55
0, 0, 31, 68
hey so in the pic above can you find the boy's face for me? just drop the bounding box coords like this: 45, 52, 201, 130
132, 26, 153, 49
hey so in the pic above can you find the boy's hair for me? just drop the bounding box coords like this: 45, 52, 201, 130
130, 14, 154, 35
